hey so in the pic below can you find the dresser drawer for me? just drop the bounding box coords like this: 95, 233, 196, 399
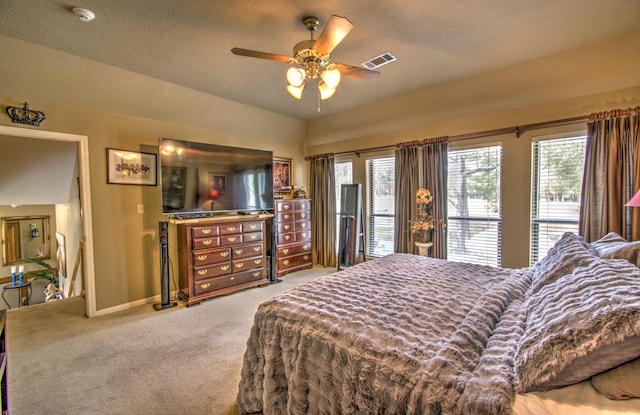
277, 222, 294, 233
242, 221, 263, 233
277, 232, 295, 245
232, 243, 263, 259
277, 242, 311, 257
295, 200, 310, 211
219, 224, 241, 235
278, 252, 312, 270
276, 212, 295, 223
192, 248, 231, 267
295, 211, 310, 221
192, 261, 232, 281
220, 234, 242, 246
191, 225, 219, 238
193, 269, 265, 295
232, 256, 264, 273
243, 231, 263, 243
275, 200, 295, 211
193, 237, 220, 250
296, 230, 311, 242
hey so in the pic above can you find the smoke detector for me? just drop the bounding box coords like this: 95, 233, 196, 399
72, 7, 96, 22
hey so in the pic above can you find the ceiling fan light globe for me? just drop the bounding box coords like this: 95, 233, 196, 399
318, 83, 336, 100
321, 68, 341, 89
287, 84, 305, 99
286, 67, 306, 87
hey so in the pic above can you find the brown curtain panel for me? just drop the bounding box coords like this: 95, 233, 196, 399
309, 155, 337, 267
421, 137, 449, 258
394, 146, 419, 253
579, 107, 640, 241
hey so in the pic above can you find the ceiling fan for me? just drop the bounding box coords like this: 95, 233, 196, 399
231, 15, 380, 103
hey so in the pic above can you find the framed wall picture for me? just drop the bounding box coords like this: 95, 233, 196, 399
161, 167, 187, 210
273, 157, 293, 195
106, 148, 157, 185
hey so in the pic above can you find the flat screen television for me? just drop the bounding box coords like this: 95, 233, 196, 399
159, 138, 274, 217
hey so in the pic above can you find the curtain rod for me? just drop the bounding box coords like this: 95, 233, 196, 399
309, 114, 590, 159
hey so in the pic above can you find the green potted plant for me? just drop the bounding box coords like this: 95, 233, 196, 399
25, 257, 58, 288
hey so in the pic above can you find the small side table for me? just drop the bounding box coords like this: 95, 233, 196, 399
2, 282, 32, 309
415, 242, 433, 257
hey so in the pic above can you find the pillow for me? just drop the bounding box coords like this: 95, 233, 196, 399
591, 358, 640, 400
590, 232, 640, 268
529, 232, 597, 294
516, 257, 640, 392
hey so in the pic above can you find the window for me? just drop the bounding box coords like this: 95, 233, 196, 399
335, 161, 353, 251
366, 157, 395, 256
447, 146, 502, 266
530, 136, 586, 264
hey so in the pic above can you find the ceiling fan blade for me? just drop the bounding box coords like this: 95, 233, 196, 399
231, 48, 295, 64
313, 15, 353, 56
333, 63, 380, 80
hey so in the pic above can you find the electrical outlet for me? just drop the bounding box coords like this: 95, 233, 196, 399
137, 204, 144, 214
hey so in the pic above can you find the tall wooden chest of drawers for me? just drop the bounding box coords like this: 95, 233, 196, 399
175, 216, 270, 306
274, 199, 313, 277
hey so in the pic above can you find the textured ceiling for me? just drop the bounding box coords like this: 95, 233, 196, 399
1, 0, 639, 120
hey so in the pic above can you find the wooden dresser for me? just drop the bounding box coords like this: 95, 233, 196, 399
274, 199, 313, 277
175, 215, 271, 306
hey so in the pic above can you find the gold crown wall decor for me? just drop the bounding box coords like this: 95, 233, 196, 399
4, 102, 46, 126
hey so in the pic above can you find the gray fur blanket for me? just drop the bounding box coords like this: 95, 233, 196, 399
237, 254, 532, 415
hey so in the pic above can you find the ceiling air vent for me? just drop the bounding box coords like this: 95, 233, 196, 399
362, 52, 397, 70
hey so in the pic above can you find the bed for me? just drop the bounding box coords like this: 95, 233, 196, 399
237, 232, 640, 414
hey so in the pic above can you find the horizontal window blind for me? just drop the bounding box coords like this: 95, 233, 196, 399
447, 146, 502, 266
530, 136, 586, 265
366, 157, 395, 257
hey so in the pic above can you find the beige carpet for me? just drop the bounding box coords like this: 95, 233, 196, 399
6, 266, 334, 415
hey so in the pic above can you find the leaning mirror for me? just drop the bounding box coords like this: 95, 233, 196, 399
1, 215, 50, 266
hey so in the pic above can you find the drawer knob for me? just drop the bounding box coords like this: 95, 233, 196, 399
303, 255, 310, 260
284, 225, 290, 230
303, 244, 310, 251
201, 229, 212, 234
197, 269, 208, 276
254, 259, 262, 264
236, 263, 244, 268
252, 272, 260, 277
284, 214, 290, 220
300, 223, 307, 229
227, 226, 237, 232
253, 247, 261, 252
284, 235, 291, 240
250, 234, 258, 240
300, 213, 306, 218
302, 232, 307, 238
249, 224, 257, 230
228, 237, 237, 242
230, 276, 235, 281
221, 251, 229, 257
202, 240, 212, 246
235, 249, 244, 255
221, 265, 230, 271
283, 248, 289, 255
200, 283, 210, 289
301, 203, 307, 209
283, 259, 290, 266
283, 205, 290, 210
197, 255, 207, 261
